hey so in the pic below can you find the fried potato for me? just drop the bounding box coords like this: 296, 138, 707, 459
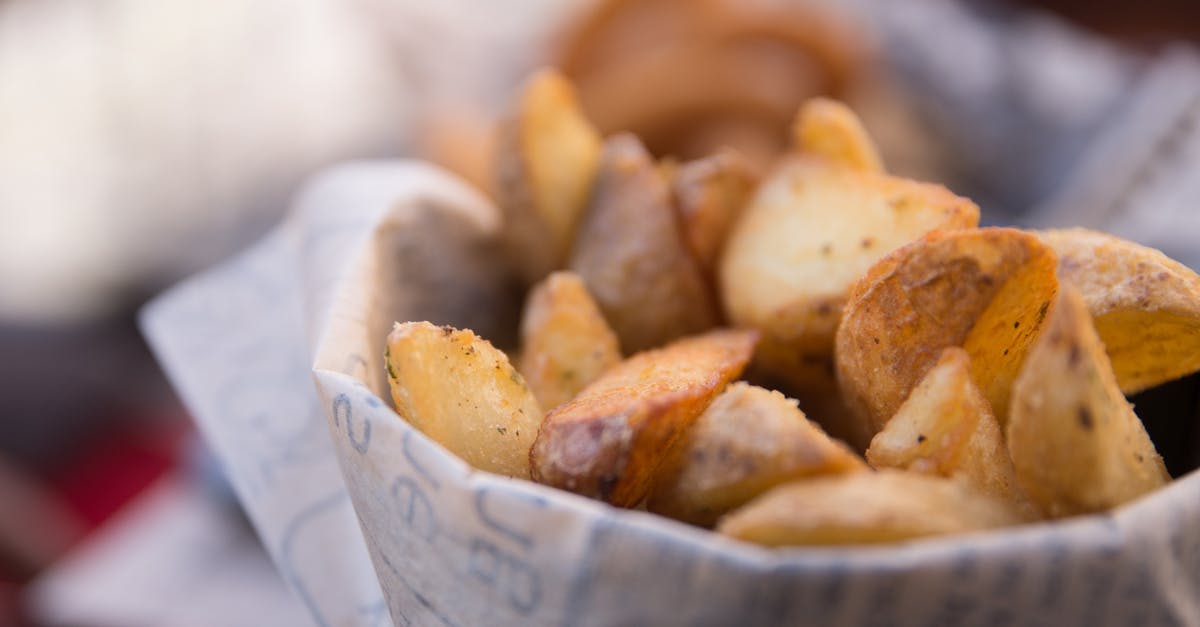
495, 69, 602, 283
670, 148, 757, 273
835, 227, 1058, 447
1007, 286, 1170, 518
518, 271, 622, 410
717, 470, 1023, 546
715, 160, 979, 396
530, 329, 758, 506
792, 97, 883, 173
867, 348, 1034, 517
569, 134, 720, 352
386, 322, 544, 479
649, 382, 864, 527
1037, 228, 1200, 394
721, 156, 979, 407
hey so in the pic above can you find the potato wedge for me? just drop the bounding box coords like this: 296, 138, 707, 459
718, 470, 1022, 546
720, 156, 979, 397
649, 382, 864, 527
386, 322, 544, 478
867, 347, 1034, 517
495, 69, 602, 283
518, 271, 622, 410
792, 97, 883, 173
1037, 228, 1200, 394
530, 329, 758, 506
835, 227, 1058, 447
569, 134, 720, 352
671, 148, 757, 273
1007, 286, 1170, 518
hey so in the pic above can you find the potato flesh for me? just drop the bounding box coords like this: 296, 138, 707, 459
792, 97, 884, 173
1038, 227, 1200, 394
569, 133, 720, 353
717, 470, 1023, 546
386, 322, 544, 479
720, 156, 979, 395
530, 329, 758, 506
1007, 286, 1170, 518
649, 382, 864, 527
518, 271, 622, 410
496, 69, 602, 283
867, 347, 1034, 517
835, 227, 1057, 447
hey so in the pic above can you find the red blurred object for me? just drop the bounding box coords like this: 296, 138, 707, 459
45, 413, 189, 529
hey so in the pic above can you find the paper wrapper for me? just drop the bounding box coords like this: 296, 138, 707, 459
140, 159, 1200, 627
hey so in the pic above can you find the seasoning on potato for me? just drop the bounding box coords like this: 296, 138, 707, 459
517, 271, 622, 410
835, 227, 1058, 447
717, 470, 1024, 546
385, 321, 544, 479
530, 328, 758, 507
649, 382, 865, 527
1007, 286, 1170, 519
1037, 227, 1200, 394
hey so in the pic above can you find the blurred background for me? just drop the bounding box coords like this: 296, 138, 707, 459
1, 0, 1198, 625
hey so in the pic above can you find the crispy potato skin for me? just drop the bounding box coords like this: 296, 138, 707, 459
1007, 286, 1170, 518
518, 271, 622, 410
649, 382, 864, 527
717, 470, 1023, 546
867, 348, 1036, 518
386, 322, 544, 479
530, 329, 758, 506
495, 69, 602, 283
792, 97, 883, 173
1038, 228, 1200, 394
835, 227, 1057, 447
720, 155, 979, 395
671, 148, 758, 274
569, 134, 720, 353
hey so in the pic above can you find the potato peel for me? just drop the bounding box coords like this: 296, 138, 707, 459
531, 329, 758, 506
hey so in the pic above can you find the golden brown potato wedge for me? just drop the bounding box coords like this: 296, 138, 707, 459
495, 69, 603, 283
386, 322, 544, 479
518, 271, 622, 410
866, 347, 1035, 517
530, 329, 758, 506
569, 134, 720, 352
835, 227, 1058, 447
720, 155, 979, 398
792, 97, 883, 173
717, 470, 1023, 546
670, 148, 758, 273
1007, 286, 1170, 518
1037, 228, 1200, 394
649, 382, 864, 527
